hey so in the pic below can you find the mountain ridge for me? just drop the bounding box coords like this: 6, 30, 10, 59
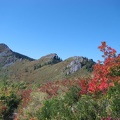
0, 43, 95, 84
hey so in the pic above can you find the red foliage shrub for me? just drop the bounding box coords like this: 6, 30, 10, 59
21, 89, 32, 108
79, 42, 120, 94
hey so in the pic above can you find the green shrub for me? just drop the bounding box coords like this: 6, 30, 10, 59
36, 86, 80, 120
0, 80, 26, 119
36, 82, 120, 120
106, 82, 120, 118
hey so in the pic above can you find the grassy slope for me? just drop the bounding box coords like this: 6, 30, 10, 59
0, 57, 91, 85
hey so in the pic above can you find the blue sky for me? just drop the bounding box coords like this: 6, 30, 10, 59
0, 0, 120, 62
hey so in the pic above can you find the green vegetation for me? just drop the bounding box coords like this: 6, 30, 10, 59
15, 81, 120, 120
0, 79, 27, 119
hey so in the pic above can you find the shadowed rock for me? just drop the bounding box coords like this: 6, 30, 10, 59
0, 43, 34, 68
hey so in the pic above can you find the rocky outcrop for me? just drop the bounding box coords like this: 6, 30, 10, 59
0, 44, 12, 56
41, 53, 58, 59
0, 43, 34, 68
66, 56, 95, 75
40, 53, 62, 65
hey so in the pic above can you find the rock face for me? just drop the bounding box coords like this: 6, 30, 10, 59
66, 56, 95, 75
0, 43, 34, 68
0, 44, 12, 56
0, 44, 14, 67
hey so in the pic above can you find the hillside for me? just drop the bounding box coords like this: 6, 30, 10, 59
0, 43, 95, 85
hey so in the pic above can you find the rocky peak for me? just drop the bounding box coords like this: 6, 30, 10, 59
0, 43, 13, 57
41, 53, 58, 59
66, 56, 95, 75
0, 43, 11, 52
40, 53, 62, 65
0, 43, 34, 68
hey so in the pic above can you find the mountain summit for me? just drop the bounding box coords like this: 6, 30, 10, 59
0, 43, 34, 68
0, 43, 11, 53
